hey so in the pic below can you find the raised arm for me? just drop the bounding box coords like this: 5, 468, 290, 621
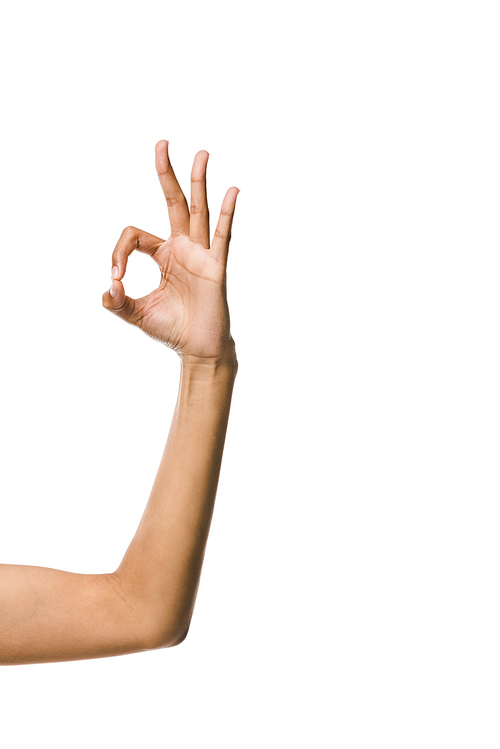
0, 141, 239, 665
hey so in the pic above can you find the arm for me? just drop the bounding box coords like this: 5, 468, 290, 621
112, 351, 238, 649
0, 141, 239, 665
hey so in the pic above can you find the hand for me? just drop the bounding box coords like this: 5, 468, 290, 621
102, 141, 239, 363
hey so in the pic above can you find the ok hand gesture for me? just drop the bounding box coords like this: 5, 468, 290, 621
103, 141, 239, 363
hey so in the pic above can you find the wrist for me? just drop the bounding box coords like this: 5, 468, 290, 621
178, 347, 238, 405
179, 340, 238, 375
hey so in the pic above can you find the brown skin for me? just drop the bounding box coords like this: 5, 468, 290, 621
0, 141, 239, 664
106, 143, 238, 360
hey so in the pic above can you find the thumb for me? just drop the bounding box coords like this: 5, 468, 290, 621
102, 278, 140, 326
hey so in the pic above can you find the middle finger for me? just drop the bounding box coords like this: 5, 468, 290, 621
155, 140, 190, 237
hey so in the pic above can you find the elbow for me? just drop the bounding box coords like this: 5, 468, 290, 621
104, 573, 191, 653
167, 624, 190, 648
142, 619, 191, 651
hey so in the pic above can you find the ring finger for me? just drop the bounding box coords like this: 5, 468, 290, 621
189, 150, 210, 248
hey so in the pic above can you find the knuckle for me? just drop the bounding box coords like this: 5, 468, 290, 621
214, 228, 231, 242
121, 225, 137, 238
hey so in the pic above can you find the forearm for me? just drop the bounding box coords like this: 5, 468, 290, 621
0, 353, 236, 665
112, 351, 238, 646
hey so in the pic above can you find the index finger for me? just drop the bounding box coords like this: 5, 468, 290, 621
111, 226, 165, 280
155, 140, 190, 237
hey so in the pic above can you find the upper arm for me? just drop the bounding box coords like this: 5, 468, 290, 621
0, 564, 156, 665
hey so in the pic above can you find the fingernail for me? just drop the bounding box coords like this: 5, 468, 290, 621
111, 266, 119, 279
110, 281, 116, 298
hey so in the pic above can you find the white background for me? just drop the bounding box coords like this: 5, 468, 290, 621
0, 1, 499, 746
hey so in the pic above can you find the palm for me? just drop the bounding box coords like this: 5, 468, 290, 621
103, 141, 239, 361
139, 236, 228, 357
